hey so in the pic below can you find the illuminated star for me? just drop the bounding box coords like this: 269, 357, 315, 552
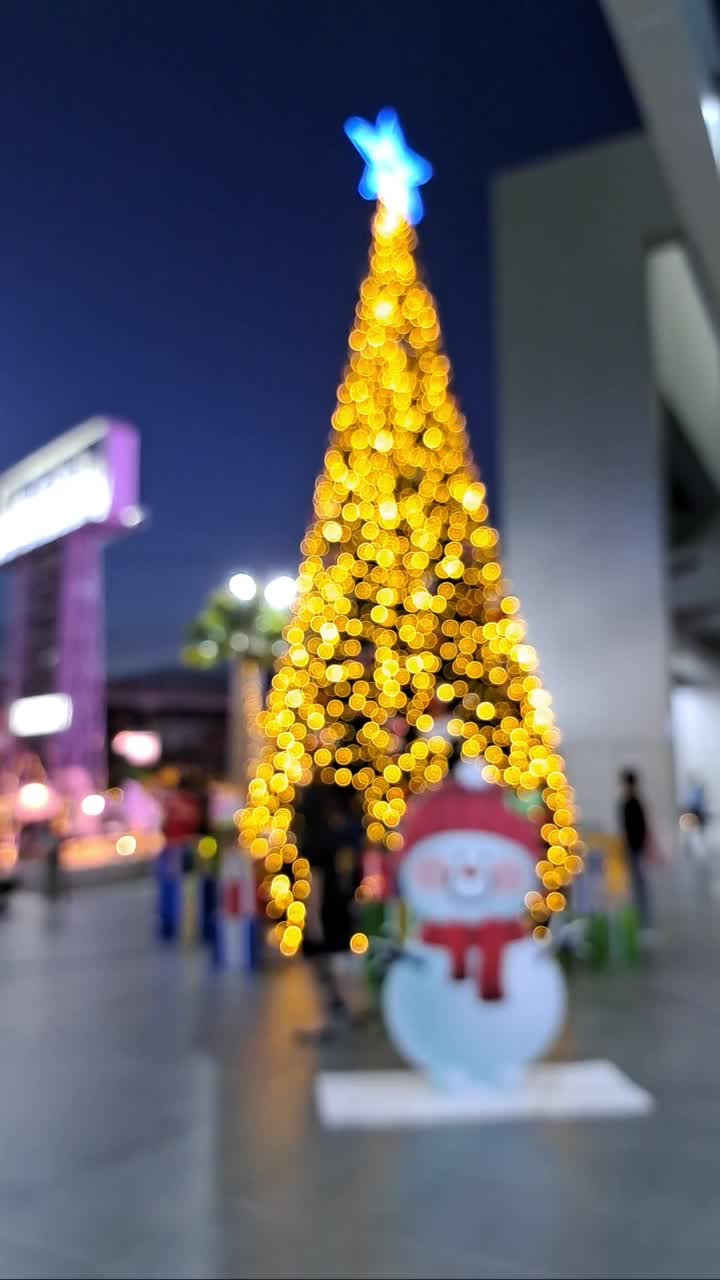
344, 108, 433, 226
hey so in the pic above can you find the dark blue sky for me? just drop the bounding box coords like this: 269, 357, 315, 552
0, 0, 639, 672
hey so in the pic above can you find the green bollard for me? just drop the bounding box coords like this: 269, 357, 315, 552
359, 900, 387, 1010
587, 913, 611, 969
618, 904, 641, 965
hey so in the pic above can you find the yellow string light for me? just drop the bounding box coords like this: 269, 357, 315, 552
238, 208, 581, 954
241, 658, 265, 789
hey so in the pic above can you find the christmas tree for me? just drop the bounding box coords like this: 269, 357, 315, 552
239, 110, 582, 956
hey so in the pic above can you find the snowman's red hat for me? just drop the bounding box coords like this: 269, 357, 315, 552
400, 780, 540, 861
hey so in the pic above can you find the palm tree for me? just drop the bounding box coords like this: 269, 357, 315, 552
183, 585, 289, 791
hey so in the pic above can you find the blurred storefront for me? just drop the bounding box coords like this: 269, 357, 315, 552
107, 666, 228, 782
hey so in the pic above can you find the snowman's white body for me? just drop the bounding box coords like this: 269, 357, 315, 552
382, 824, 567, 1088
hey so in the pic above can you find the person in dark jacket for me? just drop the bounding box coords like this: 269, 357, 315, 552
619, 769, 651, 929
294, 781, 363, 1041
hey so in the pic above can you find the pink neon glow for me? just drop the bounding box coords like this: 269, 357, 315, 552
112, 730, 162, 767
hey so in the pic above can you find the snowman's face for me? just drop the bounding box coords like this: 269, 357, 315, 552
400, 829, 535, 924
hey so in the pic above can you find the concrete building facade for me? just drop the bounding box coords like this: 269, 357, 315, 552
493, 136, 677, 843
493, 0, 720, 846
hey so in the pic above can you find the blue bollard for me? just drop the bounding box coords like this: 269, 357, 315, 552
156, 847, 182, 941
246, 916, 261, 970
199, 873, 218, 946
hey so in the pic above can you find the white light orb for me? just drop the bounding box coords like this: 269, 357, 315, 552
264, 575, 297, 610
112, 730, 162, 768
81, 793, 106, 817
119, 505, 143, 529
115, 834, 137, 857
18, 782, 51, 813
229, 572, 257, 602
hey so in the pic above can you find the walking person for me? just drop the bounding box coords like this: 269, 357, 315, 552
619, 769, 652, 938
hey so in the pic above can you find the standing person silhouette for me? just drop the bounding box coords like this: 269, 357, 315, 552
619, 769, 651, 935
294, 781, 363, 1042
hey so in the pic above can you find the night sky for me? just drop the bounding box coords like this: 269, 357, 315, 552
0, 0, 639, 672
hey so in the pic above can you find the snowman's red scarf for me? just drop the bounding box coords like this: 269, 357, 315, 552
421, 920, 526, 1000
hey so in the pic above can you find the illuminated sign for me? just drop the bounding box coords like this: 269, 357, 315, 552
0, 418, 139, 565
9, 693, 73, 737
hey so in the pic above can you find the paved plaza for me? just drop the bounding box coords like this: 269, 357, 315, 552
0, 875, 717, 1279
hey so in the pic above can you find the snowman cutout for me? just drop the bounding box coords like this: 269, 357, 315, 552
383, 760, 566, 1089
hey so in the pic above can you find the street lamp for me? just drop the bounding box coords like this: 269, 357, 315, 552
228, 571, 296, 610
228, 572, 257, 602
185, 570, 297, 791
263, 575, 297, 610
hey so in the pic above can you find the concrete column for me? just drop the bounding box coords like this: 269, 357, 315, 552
228, 658, 264, 792
493, 135, 676, 848
54, 530, 106, 787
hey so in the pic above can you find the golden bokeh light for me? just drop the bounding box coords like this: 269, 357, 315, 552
237, 204, 579, 950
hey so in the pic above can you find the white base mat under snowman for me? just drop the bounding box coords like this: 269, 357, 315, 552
316, 1060, 654, 1128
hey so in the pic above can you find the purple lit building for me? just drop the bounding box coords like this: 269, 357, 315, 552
0, 418, 141, 787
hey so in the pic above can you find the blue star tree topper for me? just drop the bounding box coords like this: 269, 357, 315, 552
344, 108, 433, 226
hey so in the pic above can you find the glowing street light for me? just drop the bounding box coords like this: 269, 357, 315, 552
264, 575, 297, 610
228, 572, 257, 603
18, 782, 51, 813
14, 781, 59, 823
112, 730, 162, 768
81, 793, 106, 817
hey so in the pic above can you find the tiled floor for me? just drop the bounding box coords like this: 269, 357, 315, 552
0, 874, 718, 1279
